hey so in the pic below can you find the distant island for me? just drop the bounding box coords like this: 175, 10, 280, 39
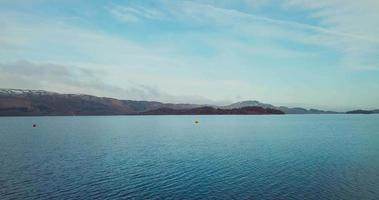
0, 89, 376, 116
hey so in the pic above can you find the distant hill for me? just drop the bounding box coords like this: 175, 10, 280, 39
141, 106, 284, 115
222, 101, 339, 114
346, 109, 379, 114
221, 100, 276, 110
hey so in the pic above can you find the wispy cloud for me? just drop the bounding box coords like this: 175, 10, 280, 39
110, 1, 379, 43
281, 0, 379, 69
109, 0, 379, 70
109, 3, 167, 22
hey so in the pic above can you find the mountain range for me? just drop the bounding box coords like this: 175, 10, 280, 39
0, 89, 376, 116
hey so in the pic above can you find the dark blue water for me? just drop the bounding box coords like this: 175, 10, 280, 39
1, 115, 379, 200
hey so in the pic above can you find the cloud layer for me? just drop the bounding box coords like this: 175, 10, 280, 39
0, 0, 378, 109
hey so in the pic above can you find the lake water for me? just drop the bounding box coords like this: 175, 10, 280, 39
1, 115, 379, 199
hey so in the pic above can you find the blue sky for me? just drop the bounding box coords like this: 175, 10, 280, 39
1, 0, 379, 110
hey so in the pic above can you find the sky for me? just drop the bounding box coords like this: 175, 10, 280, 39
0, 0, 379, 110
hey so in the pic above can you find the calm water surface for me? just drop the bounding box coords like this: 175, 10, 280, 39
1, 115, 379, 199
